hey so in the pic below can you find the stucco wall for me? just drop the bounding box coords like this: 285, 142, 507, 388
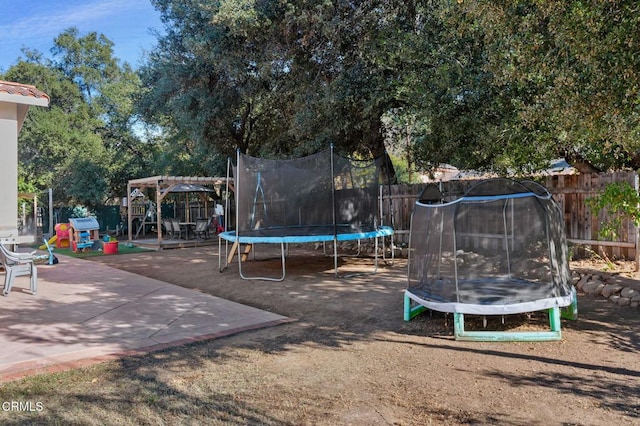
0, 101, 19, 240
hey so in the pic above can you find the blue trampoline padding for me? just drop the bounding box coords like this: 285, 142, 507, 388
219, 225, 393, 244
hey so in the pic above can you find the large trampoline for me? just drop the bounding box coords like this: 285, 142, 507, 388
405, 178, 577, 341
219, 146, 394, 281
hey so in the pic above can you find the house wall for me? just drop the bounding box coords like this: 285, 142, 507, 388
0, 101, 19, 240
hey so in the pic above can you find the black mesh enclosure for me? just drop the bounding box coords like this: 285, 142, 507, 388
231, 147, 384, 238
407, 178, 575, 315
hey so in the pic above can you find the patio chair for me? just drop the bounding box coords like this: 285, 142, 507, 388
162, 218, 175, 239
0, 243, 37, 296
194, 218, 210, 239
171, 219, 187, 239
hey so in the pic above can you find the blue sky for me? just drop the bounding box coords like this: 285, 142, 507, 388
0, 0, 164, 72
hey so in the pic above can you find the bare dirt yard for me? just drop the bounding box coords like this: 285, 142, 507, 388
2, 245, 639, 425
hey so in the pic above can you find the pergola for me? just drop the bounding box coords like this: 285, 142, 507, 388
127, 176, 232, 245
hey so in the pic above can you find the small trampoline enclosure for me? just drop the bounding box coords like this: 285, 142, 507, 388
405, 178, 577, 341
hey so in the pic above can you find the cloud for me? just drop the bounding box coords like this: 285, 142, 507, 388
0, 0, 161, 68
0, 0, 150, 43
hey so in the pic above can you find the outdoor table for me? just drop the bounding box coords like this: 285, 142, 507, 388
179, 222, 196, 239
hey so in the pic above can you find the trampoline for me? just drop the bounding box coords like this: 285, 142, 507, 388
219, 146, 394, 281
405, 178, 577, 341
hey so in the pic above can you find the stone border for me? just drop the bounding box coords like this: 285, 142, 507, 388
573, 268, 640, 308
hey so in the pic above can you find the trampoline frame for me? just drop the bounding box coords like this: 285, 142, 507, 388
219, 226, 394, 281
403, 291, 577, 341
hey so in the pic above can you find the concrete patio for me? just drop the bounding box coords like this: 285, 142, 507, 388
0, 254, 291, 382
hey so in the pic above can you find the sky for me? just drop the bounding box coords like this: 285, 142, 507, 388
0, 0, 164, 72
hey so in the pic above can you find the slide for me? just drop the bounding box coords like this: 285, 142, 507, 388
39, 235, 57, 250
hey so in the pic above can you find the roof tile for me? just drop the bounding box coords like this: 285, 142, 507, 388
0, 80, 50, 101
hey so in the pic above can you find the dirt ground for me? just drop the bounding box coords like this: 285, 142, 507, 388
48, 243, 634, 426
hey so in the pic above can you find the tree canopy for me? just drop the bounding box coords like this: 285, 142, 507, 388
3, 1, 640, 209
140, 0, 640, 176
466, 1, 640, 173
2, 29, 155, 207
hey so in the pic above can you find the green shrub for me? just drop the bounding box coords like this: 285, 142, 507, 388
586, 181, 640, 240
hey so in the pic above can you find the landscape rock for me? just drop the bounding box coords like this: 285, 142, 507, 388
617, 297, 631, 306
608, 277, 627, 285
582, 280, 605, 295
575, 275, 589, 291
601, 284, 623, 298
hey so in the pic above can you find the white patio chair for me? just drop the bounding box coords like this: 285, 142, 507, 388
0, 243, 37, 296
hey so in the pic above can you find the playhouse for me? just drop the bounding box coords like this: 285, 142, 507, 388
69, 217, 100, 252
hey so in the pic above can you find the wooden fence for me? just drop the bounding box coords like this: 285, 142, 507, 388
380, 171, 638, 260
540, 172, 638, 259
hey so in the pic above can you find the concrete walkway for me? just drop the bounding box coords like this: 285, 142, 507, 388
0, 255, 291, 382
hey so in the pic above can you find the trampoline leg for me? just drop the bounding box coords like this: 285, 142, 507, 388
218, 236, 229, 272
561, 291, 578, 321
237, 242, 286, 282
333, 239, 339, 277
334, 235, 384, 278
453, 308, 563, 342
372, 236, 380, 274
549, 306, 561, 332
454, 313, 466, 336
404, 293, 428, 321
381, 233, 395, 266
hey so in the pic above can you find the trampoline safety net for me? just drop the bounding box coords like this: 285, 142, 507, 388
232, 147, 384, 238
407, 178, 575, 315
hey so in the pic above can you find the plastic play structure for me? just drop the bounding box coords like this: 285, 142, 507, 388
69, 217, 100, 253
405, 178, 577, 341
218, 145, 394, 281
49, 223, 70, 249
55, 223, 70, 248
39, 223, 71, 250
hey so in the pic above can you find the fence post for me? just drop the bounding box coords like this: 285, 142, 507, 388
633, 173, 640, 272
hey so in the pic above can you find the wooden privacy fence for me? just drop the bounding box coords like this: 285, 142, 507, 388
380, 171, 639, 260
541, 172, 638, 259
